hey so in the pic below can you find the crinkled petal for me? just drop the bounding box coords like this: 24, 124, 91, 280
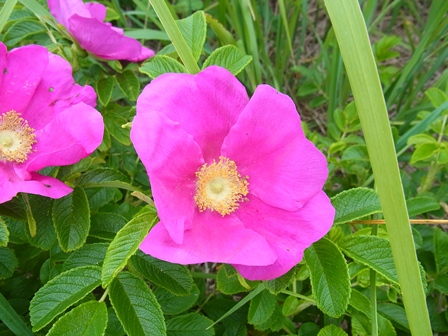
222, 85, 328, 212
140, 210, 277, 266
136, 66, 249, 162
47, 0, 90, 27
23, 102, 104, 172
232, 191, 335, 280
0, 163, 72, 203
131, 110, 203, 244
22, 51, 96, 130
67, 15, 153, 62
0, 45, 48, 114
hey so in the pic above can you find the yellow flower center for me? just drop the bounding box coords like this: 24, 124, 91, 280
0, 110, 36, 163
194, 156, 249, 216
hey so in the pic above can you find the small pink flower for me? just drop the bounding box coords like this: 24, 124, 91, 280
0, 43, 104, 203
48, 0, 154, 62
131, 66, 335, 280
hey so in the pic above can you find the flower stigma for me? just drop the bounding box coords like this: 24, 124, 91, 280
194, 156, 249, 216
0, 111, 36, 163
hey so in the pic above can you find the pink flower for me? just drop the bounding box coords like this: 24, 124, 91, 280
48, 0, 154, 62
131, 66, 334, 280
0, 43, 104, 203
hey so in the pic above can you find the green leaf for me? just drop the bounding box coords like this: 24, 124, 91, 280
377, 303, 409, 331
282, 295, 299, 316
264, 265, 297, 294
177, 11, 206, 61
216, 266, 251, 295
90, 212, 128, 240
0, 247, 18, 279
139, 55, 186, 78
115, 70, 140, 101
406, 196, 440, 216
96, 76, 115, 106
129, 252, 193, 296
304, 238, 351, 317
53, 186, 90, 252
248, 289, 276, 325
27, 195, 57, 250
46, 301, 108, 336
407, 133, 437, 146
425, 87, 448, 108
331, 188, 382, 224
101, 207, 158, 287
0, 217, 9, 247
434, 227, 448, 274
317, 324, 348, 336
77, 168, 138, 192
410, 142, 439, 164
204, 13, 236, 45
166, 313, 214, 336
155, 284, 200, 315
0, 292, 33, 336
30, 265, 102, 331
3, 19, 45, 46
202, 45, 252, 75
434, 274, 448, 295
109, 272, 166, 336
339, 235, 399, 284
62, 243, 108, 271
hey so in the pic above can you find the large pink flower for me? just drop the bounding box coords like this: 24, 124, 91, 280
0, 43, 104, 203
131, 66, 335, 280
48, 0, 154, 62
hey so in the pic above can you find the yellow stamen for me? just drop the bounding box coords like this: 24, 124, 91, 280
194, 156, 249, 216
0, 110, 36, 163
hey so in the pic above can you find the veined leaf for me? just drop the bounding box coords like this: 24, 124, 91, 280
166, 313, 214, 336
53, 186, 90, 252
0, 217, 9, 247
129, 251, 193, 296
30, 265, 102, 331
248, 289, 276, 325
265, 265, 298, 294
176, 11, 206, 62
139, 55, 186, 78
115, 70, 140, 101
46, 301, 108, 336
101, 207, 158, 287
96, 76, 115, 106
76, 168, 137, 192
331, 188, 381, 224
155, 284, 200, 315
62, 243, 108, 271
202, 45, 252, 75
0, 247, 18, 279
304, 238, 351, 317
434, 228, 448, 274
109, 272, 165, 336
318, 324, 348, 336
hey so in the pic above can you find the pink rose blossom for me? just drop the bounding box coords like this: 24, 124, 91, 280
131, 66, 335, 280
0, 43, 104, 203
48, 0, 154, 62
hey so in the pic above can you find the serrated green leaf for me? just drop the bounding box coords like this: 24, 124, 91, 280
434, 274, 448, 295
202, 45, 252, 75
109, 272, 165, 336
101, 207, 158, 287
377, 303, 409, 331
0, 217, 9, 247
406, 196, 440, 216
27, 195, 57, 250
46, 301, 108, 336
216, 266, 250, 295
53, 186, 90, 252
62, 243, 108, 271
129, 252, 193, 296
106, 307, 125, 336
304, 238, 351, 317
434, 228, 448, 274
177, 11, 206, 62
425, 87, 448, 108
139, 55, 186, 78
331, 187, 381, 224
155, 284, 200, 315
30, 265, 102, 331
0, 292, 33, 336
318, 324, 348, 336
282, 295, 299, 316
3, 19, 45, 46
411, 142, 439, 164
0, 247, 18, 279
90, 212, 128, 240
407, 133, 437, 146
248, 289, 276, 325
265, 265, 297, 294
96, 76, 115, 106
77, 168, 138, 192
115, 70, 140, 101
339, 235, 398, 284
166, 313, 214, 336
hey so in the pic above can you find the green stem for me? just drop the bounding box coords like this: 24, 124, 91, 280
149, 0, 200, 74
22, 194, 36, 238
370, 225, 378, 336
322, 1, 432, 335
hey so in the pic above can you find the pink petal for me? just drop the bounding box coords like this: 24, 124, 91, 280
85, 2, 106, 21
47, 0, 90, 27
136, 66, 249, 162
67, 15, 154, 62
222, 85, 328, 212
0, 45, 48, 114
140, 210, 277, 266
23, 102, 104, 172
22, 51, 96, 130
232, 191, 335, 280
131, 111, 203, 244
0, 43, 6, 92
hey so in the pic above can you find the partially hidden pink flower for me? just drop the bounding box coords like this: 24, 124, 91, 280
0, 43, 104, 203
48, 0, 154, 62
131, 66, 335, 280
